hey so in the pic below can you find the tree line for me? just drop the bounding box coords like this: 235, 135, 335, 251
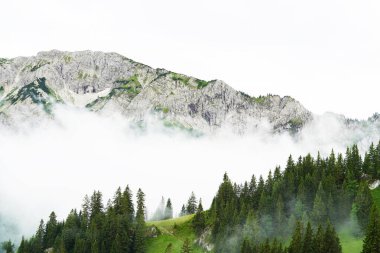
16, 186, 146, 253
205, 142, 380, 253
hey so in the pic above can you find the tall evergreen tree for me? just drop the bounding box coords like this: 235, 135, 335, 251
312, 183, 328, 224
134, 188, 146, 253
1, 240, 14, 253
186, 192, 198, 214
313, 225, 324, 253
362, 205, 380, 253
181, 238, 192, 253
355, 182, 374, 230
288, 221, 303, 253
302, 222, 313, 253
164, 198, 173, 220
180, 205, 187, 217
192, 200, 206, 236
322, 223, 342, 253
44, 211, 58, 248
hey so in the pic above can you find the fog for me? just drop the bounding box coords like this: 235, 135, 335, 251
0, 106, 379, 243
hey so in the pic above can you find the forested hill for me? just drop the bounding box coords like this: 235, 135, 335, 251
5, 142, 380, 253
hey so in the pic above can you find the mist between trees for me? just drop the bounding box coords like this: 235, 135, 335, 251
6, 141, 380, 253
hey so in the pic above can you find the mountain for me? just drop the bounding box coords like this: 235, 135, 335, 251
0, 50, 312, 133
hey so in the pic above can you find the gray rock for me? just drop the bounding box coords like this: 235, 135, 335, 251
0, 50, 313, 133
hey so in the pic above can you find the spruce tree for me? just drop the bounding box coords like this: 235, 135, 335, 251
192, 200, 206, 236
312, 183, 328, 224
180, 204, 187, 216
186, 192, 198, 214
1, 240, 14, 253
134, 188, 146, 253
164, 198, 173, 220
288, 221, 303, 253
355, 182, 374, 230
302, 222, 313, 253
181, 238, 192, 253
362, 205, 380, 253
322, 223, 342, 253
44, 211, 58, 248
313, 225, 324, 253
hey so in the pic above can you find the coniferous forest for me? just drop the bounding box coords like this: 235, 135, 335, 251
5, 142, 380, 253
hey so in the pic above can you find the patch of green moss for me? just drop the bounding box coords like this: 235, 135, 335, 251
0, 58, 10, 66
63, 55, 72, 64
171, 73, 190, 85
154, 105, 170, 114
77, 70, 91, 80
86, 75, 143, 109
253, 96, 267, 105
196, 79, 209, 89
289, 117, 304, 129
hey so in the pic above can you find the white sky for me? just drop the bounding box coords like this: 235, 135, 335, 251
1, 0, 380, 119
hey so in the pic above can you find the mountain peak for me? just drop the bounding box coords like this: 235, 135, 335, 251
0, 50, 312, 133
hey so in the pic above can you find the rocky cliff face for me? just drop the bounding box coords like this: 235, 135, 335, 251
0, 50, 312, 132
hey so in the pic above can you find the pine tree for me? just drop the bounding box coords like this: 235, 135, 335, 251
362, 205, 380, 253
1, 240, 14, 253
288, 221, 303, 253
164, 198, 173, 220
181, 238, 192, 253
81, 194, 90, 230
302, 222, 313, 253
34, 219, 45, 252
312, 183, 328, 224
313, 225, 324, 253
122, 185, 135, 223
322, 222, 342, 253
192, 200, 206, 236
17, 237, 25, 253
355, 182, 374, 230
44, 211, 58, 248
180, 204, 187, 216
134, 188, 146, 253
90, 191, 104, 221
186, 192, 198, 214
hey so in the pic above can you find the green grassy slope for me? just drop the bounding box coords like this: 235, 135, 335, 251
339, 230, 363, 253
146, 215, 209, 253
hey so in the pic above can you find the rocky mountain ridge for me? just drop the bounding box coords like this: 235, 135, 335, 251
0, 50, 314, 133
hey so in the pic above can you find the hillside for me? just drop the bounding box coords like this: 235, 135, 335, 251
146, 215, 207, 253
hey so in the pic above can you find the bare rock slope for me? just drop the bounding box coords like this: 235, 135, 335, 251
0, 50, 312, 132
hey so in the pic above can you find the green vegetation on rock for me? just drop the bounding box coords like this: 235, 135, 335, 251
253, 95, 267, 105
196, 79, 209, 89
0, 58, 10, 66
63, 55, 72, 64
0, 78, 62, 113
171, 73, 190, 85
77, 70, 90, 80
86, 75, 143, 110
25, 60, 50, 72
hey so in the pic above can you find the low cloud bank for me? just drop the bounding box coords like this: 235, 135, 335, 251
0, 105, 379, 243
